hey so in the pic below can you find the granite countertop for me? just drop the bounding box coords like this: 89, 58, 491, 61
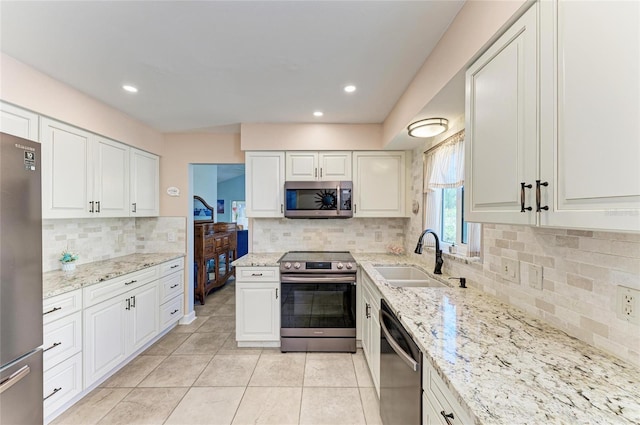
358, 257, 640, 425
232, 252, 284, 267
43, 252, 185, 299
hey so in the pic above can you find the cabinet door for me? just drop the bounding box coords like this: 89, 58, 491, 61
0, 102, 39, 141
319, 152, 352, 180
236, 281, 279, 341
245, 152, 285, 217
41, 117, 93, 218
539, 0, 640, 231
285, 152, 318, 181
94, 136, 130, 217
130, 148, 159, 217
464, 5, 538, 225
353, 151, 406, 217
83, 295, 127, 387
128, 283, 159, 353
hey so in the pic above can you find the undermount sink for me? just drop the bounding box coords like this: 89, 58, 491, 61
373, 266, 445, 288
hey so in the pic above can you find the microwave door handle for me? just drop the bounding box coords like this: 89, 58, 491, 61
336, 185, 340, 215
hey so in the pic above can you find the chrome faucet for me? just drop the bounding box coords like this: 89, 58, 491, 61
414, 229, 443, 274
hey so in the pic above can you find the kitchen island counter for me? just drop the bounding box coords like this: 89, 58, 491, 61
358, 259, 640, 425
43, 252, 185, 299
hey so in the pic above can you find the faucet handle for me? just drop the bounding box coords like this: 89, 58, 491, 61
448, 277, 466, 288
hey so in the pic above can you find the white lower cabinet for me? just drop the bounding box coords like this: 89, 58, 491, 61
235, 267, 280, 346
83, 279, 159, 388
360, 272, 381, 396
422, 356, 472, 425
158, 257, 185, 330
42, 290, 83, 421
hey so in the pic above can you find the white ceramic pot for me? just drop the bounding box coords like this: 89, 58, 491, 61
61, 262, 76, 272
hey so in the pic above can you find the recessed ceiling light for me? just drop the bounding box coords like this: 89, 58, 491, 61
122, 84, 138, 93
313, 111, 324, 117
344, 85, 356, 93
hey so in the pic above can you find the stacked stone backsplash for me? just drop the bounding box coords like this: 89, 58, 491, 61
43, 217, 186, 272
405, 139, 640, 366
251, 218, 406, 253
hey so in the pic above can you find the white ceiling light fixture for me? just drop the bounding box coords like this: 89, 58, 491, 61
344, 85, 356, 93
407, 118, 448, 138
313, 111, 324, 117
122, 84, 138, 93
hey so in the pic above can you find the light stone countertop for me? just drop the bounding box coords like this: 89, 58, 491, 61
358, 257, 640, 425
232, 252, 285, 267
43, 252, 185, 299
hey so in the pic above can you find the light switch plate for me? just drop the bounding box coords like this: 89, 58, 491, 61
501, 258, 520, 283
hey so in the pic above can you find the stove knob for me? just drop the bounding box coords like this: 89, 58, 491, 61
284, 262, 292, 269
294, 262, 301, 269
337, 262, 344, 269
346, 262, 353, 270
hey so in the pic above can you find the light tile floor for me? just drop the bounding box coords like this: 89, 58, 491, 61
52, 279, 382, 425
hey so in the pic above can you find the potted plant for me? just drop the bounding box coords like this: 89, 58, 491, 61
59, 250, 79, 272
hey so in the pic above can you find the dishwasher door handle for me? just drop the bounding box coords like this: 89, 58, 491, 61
380, 309, 419, 372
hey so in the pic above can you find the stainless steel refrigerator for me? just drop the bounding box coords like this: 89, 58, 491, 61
0, 132, 43, 424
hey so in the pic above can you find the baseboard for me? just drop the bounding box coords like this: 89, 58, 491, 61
179, 310, 196, 325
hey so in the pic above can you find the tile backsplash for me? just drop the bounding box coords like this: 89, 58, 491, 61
43, 217, 186, 272
251, 218, 406, 253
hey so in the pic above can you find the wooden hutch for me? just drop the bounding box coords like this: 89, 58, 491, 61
193, 196, 237, 305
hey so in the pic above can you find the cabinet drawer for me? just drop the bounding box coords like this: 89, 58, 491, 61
43, 290, 82, 325
160, 257, 184, 276
204, 245, 216, 256
43, 311, 82, 371
43, 352, 82, 418
423, 357, 473, 425
83, 266, 159, 307
159, 271, 183, 304
160, 294, 183, 330
237, 267, 279, 282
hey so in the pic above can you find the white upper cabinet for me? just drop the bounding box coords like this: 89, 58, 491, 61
41, 117, 93, 218
0, 102, 39, 142
538, 0, 640, 231
285, 151, 352, 181
94, 136, 130, 217
130, 148, 160, 217
352, 151, 407, 217
465, 4, 538, 226
246, 151, 285, 217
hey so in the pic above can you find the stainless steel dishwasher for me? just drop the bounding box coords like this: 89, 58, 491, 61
379, 299, 422, 425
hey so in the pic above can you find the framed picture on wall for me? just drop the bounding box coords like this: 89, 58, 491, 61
217, 199, 224, 214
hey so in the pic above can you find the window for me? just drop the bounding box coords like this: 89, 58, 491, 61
423, 130, 480, 257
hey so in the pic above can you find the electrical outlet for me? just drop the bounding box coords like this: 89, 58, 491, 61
616, 286, 640, 325
501, 258, 520, 283
167, 232, 177, 242
520, 262, 543, 290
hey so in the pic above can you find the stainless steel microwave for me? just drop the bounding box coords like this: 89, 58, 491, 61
284, 181, 353, 218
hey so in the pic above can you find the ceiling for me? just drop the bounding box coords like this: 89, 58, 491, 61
0, 1, 465, 134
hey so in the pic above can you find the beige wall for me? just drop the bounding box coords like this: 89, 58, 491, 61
241, 123, 383, 151
0, 53, 163, 154
382, 0, 528, 146
161, 133, 244, 217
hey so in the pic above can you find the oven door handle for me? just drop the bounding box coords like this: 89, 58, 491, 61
380, 309, 419, 372
281, 275, 356, 284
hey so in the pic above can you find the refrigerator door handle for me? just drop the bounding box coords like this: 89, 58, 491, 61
0, 365, 30, 395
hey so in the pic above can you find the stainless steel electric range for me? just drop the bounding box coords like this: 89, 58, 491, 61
279, 251, 357, 352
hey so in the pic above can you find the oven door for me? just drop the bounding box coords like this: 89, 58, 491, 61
280, 274, 356, 337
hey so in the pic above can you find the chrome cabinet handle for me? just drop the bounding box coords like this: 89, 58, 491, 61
440, 411, 455, 425
44, 387, 62, 401
43, 306, 62, 315
0, 365, 30, 395
44, 342, 62, 352
520, 182, 532, 212
536, 180, 549, 212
